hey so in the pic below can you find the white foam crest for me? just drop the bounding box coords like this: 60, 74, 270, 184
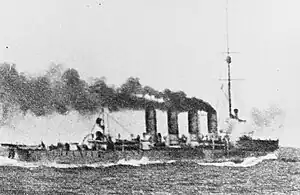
39, 157, 176, 168
114, 157, 176, 167
0, 156, 39, 168
197, 152, 278, 168
0, 156, 176, 169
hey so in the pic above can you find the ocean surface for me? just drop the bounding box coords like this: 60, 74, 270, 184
0, 148, 299, 195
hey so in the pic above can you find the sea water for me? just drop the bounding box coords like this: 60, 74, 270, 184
0, 148, 299, 195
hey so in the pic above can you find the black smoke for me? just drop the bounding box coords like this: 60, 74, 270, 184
0, 63, 215, 119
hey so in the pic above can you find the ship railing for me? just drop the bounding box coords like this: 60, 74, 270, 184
114, 140, 141, 151
198, 140, 227, 150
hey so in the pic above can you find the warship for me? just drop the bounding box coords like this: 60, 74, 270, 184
0, 1, 279, 164
0, 50, 279, 164
0, 99, 279, 164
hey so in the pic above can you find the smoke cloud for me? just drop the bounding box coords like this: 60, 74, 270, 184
0, 63, 215, 124
250, 104, 285, 138
221, 104, 285, 141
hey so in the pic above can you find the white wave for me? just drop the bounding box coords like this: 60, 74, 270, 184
197, 152, 278, 168
0, 156, 176, 169
0, 156, 39, 168
113, 157, 176, 167
43, 157, 176, 168
0, 152, 277, 169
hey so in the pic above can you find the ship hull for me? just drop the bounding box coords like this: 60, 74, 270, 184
236, 137, 279, 152
1, 138, 279, 165
10, 147, 277, 165
14, 147, 206, 164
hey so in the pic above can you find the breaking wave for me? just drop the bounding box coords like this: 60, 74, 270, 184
0, 156, 176, 169
0, 151, 285, 169
197, 152, 278, 168
0, 156, 39, 168
42, 157, 176, 169
0, 153, 278, 169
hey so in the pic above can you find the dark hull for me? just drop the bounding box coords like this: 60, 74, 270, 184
11, 147, 278, 165
1, 138, 279, 164
17, 148, 206, 164
236, 137, 279, 151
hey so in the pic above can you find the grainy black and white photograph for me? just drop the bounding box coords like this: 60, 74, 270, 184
0, 0, 298, 194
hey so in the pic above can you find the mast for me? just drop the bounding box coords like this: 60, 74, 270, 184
225, 0, 232, 118
226, 56, 232, 118
221, 0, 244, 120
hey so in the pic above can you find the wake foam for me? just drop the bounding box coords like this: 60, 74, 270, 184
0, 156, 39, 168
0, 152, 279, 169
43, 157, 176, 168
197, 152, 278, 168
111, 157, 176, 167
0, 156, 176, 169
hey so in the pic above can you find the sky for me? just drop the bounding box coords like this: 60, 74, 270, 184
0, 0, 299, 146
